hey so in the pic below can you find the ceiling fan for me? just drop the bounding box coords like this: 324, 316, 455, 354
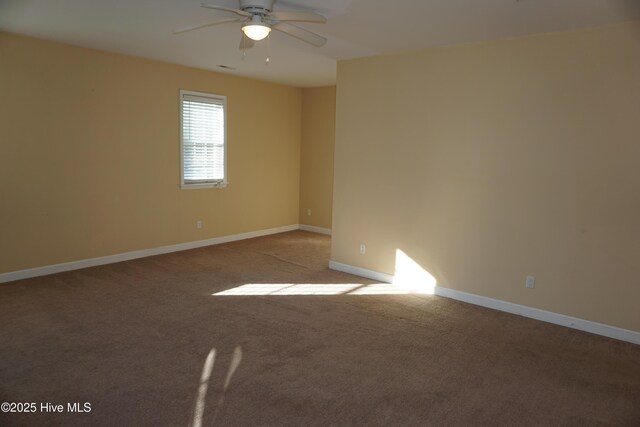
174, 0, 327, 49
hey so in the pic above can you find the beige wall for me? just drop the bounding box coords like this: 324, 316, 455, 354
333, 23, 640, 332
0, 32, 301, 273
299, 86, 336, 229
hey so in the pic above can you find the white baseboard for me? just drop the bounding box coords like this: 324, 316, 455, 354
0, 224, 299, 284
329, 260, 640, 346
329, 261, 394, 283
434, 287, 640, 345
299, 225, 332, 236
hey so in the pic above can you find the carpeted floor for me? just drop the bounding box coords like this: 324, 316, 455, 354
0, 230, 639, 426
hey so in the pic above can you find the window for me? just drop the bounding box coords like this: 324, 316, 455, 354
180, 90, 227, 188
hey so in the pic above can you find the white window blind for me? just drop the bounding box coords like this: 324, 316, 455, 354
180, 90, 227, 188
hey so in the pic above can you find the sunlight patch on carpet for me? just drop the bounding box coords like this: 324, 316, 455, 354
213, 249, 437, 296
212, 282, 424, 296
190, 348, 216, 427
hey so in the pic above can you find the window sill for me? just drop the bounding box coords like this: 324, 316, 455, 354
180, 182, 228, 190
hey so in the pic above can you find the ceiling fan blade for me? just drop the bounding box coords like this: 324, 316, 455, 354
239, 33, 255, 50
174, 18, 241, 34
272, 22, 327, 47
200, 3, 252, 17
268, 11, 326, 23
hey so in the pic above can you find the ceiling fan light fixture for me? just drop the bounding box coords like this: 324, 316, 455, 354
242, 23, 271, 40
242, 16, 271, 41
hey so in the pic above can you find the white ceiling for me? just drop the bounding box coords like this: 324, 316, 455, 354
1, 0, 639, 87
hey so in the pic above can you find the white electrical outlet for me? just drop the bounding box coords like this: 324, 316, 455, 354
525, 275, 535, 289
196, 220, 203, 229
307, 209, 311, 216
359, 244, 366, 255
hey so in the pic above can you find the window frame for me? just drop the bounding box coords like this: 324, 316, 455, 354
179, 89, 228, 190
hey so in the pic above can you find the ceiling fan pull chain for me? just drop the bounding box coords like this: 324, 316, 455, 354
265, 32, 270, 64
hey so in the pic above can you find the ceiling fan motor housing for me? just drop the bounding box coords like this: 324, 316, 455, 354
239, 0, 274, 15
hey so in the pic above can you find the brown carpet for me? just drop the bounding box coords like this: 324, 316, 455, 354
0, 230, 639, 426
